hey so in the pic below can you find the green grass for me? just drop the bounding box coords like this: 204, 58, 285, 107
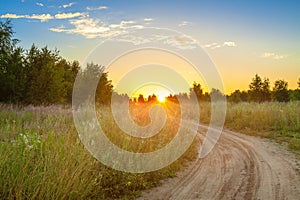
0, 103, 198, 199
218, 101, 300, 152
198, 100, 300, 155
2, 101, 299, 199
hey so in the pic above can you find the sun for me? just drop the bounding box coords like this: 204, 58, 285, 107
157, 95, 166, 103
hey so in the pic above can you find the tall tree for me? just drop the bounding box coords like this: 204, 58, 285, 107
96, 69, 113, 105
210, 88, 225, 101
249, 74, 262, 102
76, 62, 113, 105
138, 94, 145, 103
26, 45, 65, 104
190, 82, 204, 102
229, 90, 242, 103
261, 78, 271, 101
289, 78, 300, 100
248, 74, 271, 102
273, 79, 289, 102
0, 20, 26, 103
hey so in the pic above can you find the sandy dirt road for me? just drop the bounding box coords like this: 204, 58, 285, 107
139, 127, 300, 200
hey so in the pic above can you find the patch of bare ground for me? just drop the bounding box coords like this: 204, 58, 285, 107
138, 127, 300, 200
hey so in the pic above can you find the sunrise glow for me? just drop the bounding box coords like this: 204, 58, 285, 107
157, 95, 166, 103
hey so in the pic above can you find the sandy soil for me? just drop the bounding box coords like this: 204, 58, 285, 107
138, 127, 300, 200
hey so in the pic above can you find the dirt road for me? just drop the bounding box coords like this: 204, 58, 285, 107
139, 128, 300, 200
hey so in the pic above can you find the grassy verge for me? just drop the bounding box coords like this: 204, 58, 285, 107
218, 101, 300, 152
198, 101, 300, 152
225, 101, 300, 152
0, 103, 198, 199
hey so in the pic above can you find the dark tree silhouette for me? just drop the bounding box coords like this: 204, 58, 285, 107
248, 74, 271, 102
147, 94, 157, 102
262, 78, 271, 102
210, 88, 225, 101
273, 79, 289, 102
228, 90, 242, 103
138, 94, 145, 103
190, 82, 203, 102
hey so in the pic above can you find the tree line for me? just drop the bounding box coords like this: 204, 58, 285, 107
1, 20, 299, 105
228, 74, 300, 103
0, 20, 80, 105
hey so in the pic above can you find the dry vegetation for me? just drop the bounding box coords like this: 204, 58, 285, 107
199, 101, 300, 152
0, 101, 299, 199
0, 103, 197, 199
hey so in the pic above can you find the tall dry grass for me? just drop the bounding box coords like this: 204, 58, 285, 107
0, 103, 197, 199
198, 101, 300, 151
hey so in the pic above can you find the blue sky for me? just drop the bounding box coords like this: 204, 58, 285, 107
1, 0, 300, 93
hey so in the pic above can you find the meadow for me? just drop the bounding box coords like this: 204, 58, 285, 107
199, 101, 300, 151
0, 101, 299, 199
225, 101, 300, 151
0, 103, 197, 199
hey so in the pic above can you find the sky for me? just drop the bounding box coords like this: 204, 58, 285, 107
1, 0, 300, 95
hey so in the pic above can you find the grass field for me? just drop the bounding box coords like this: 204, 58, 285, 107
199, 101, 300, 152
0, 101, 299, 199
0, 103, 197, 199
224, 101, 300, 152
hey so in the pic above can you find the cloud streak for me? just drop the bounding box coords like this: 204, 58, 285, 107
178, 21, 191, 27
49, 17, 144, 38
164, 35, 198, 49
204, 41, 237, 49
144, 18, 154, 22
86, 6, 108, 11
55, 12, 85, 19
36, 2, 44, 7
0, 13, 53, 22
61, 2, 76, 8
0, 12, 85, 22
261, 52, 287, 60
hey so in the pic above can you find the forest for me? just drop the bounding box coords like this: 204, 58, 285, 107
1, 20, 300, 105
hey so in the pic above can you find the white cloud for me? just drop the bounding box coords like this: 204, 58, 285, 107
178, 21, 191, 27
204, 43, 217, 48
164, 35, 198, 49
55, 12, 85, 19
223, 41, 237, 47
204, 43, 221, 49
115, 34, 151, 45
144, 18, 154, 22
143, 18, 154, 25
204, 41, 237, 49
36, 2, 44, 7
261, 52, 287, 60
0, 13, 26, 19
0, 12, 84, 22
49, 17, 144, 38
0, 13, 53, 22
86, 6, 108, 10
113, 33, 199, 48
61, 2, 76, 8
29, 14, 53, 22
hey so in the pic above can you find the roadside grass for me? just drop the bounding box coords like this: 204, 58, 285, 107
223, 101, 300, 152
198, 101, 300, 152
2, 101, 298, 198
0, 103, 198, 199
